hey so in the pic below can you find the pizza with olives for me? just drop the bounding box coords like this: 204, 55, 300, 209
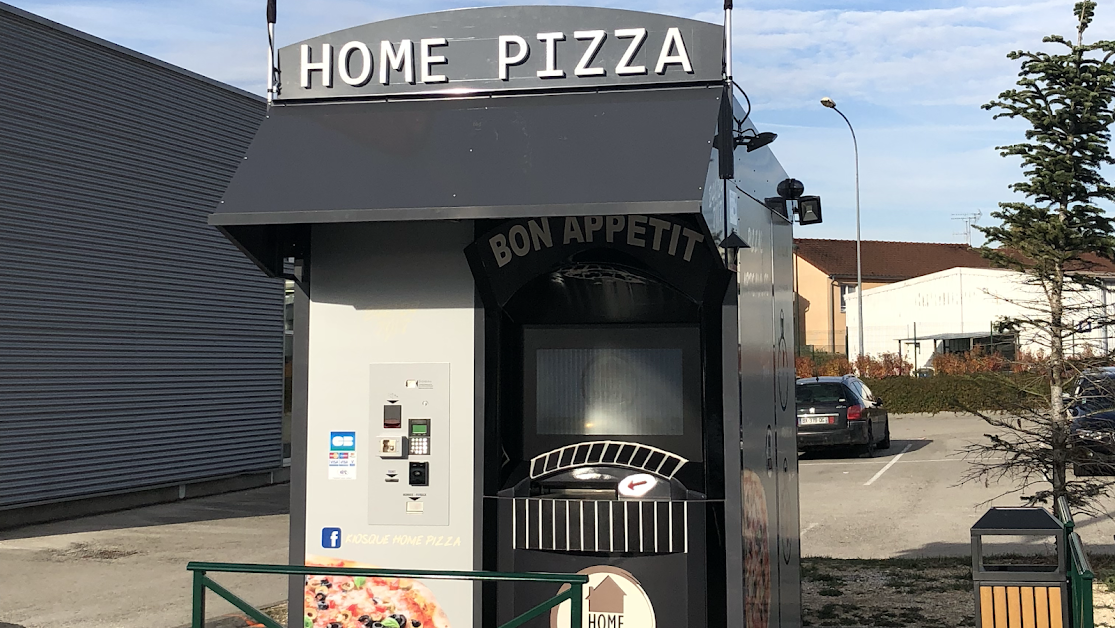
304, 557, 451, 628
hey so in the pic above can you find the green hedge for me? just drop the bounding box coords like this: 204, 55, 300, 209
862, 374, 1047, 414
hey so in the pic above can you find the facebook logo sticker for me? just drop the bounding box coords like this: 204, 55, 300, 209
321, 527, 342, 549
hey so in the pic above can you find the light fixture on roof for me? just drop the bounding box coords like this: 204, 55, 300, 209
736, 129, 778, 152
771, 178, 823, 225
798, 196, 823, 225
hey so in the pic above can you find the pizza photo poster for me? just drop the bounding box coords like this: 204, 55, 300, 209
742, 469, 772, 628
303, 556, 452, 628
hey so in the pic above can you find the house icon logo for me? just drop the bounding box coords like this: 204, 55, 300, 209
551, 566, 655, 628
587, 576, 625, 614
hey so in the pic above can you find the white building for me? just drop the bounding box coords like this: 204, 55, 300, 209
845, 267, 1115, 368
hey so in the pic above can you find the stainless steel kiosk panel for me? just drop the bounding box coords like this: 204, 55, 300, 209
207, 6, 802, 628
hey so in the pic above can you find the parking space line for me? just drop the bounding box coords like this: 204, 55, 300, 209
864, 444, 912, 486
800, 460, 887, 467
799, 456, 963, 467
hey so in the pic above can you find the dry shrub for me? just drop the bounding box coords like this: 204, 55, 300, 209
854, 353, 914, 379
879, 352, 914, 377
817, 356, 852, 376
1012, 349, 1046, 373
932, 349, 1008, 375
796, 355, 816, 378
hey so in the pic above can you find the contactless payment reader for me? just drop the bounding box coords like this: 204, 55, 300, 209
210, 5, 803, 628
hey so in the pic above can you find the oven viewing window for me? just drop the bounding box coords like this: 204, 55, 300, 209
536, 347, 684, 436
522, 325, 703, 459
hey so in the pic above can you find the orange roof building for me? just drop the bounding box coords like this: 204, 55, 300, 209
793, 239, 994, 354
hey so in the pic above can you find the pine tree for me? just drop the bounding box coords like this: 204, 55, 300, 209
963, 1, 1115, 516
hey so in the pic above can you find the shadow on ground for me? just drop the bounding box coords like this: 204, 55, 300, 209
891, 541, 1115, 562
799, 438, 934, 461
0, 484, 290, 541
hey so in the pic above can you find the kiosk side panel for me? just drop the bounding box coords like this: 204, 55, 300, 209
736, 191, 779, 628
301, 221, 478, 627
772, 195, 802, 626
730, 94, 800, 626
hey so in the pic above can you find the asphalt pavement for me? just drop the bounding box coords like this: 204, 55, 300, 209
799, 412, 1115, 558
1, 413, 1112, 627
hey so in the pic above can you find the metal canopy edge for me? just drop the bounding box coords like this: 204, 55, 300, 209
210, 84, 723, 276
208, 200, 702, 227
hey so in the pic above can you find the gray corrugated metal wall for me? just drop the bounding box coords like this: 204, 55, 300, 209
0, 4, 281, 509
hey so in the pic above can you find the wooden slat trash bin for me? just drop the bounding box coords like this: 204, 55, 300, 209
972, 507, 1070, 628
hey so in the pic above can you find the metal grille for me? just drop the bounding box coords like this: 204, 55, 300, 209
0, 5, 280, 509
529, 441, 687, 479
513, 498, 688, 554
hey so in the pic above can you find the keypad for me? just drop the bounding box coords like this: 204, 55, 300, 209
409, 436, 430, 455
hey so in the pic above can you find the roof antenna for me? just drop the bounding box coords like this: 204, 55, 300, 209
951, 211, 981, 246
724, 0, 733, 83
266, 0, 279, 104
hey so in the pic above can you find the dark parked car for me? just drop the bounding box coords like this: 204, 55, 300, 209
1068, 368, 1115, 476
796, 375, 890, 456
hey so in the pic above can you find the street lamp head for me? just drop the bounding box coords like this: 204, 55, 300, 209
820, 97, 836, 109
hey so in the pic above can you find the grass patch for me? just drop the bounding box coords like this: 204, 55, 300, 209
1088, 552, 1115, 590
802, 556, 973, 627
804, 554, 1115, 626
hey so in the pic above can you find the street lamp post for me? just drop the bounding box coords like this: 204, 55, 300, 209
820, 96, 864, 360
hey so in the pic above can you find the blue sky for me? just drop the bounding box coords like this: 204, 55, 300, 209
10, 0, 1114, 244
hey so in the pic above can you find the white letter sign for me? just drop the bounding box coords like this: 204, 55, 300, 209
380, 40, 414, 85
614, 28, 648, 75
656, 27, 693, 74
498, 35, 529, 80
278, 7, 721, 100
300, 43, 333, 88
337, 41, 372, 86
536, 32, 566, 79
573, 30, 606, 76
420, 38, 449, 83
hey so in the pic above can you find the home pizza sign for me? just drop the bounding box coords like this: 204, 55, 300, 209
277, 6, 723, 100
551, 567, 656, 628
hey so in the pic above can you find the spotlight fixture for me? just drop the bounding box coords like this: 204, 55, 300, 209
736, 129, 778, 152
797, 196, 823, 225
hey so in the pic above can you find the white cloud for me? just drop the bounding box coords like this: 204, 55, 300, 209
7, 0, 1113, 244
729, 1, 1114, 110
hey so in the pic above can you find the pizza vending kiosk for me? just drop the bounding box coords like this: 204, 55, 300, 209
208, 6, 802, 628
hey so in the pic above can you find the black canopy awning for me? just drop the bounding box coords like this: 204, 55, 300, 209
210, 85, 723, 275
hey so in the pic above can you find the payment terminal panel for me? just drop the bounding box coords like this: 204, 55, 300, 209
367, 363, 450, 526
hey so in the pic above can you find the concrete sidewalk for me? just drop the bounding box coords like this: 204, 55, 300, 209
0, 485, 290, 628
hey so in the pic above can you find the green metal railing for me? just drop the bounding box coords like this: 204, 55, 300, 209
1057, 497, 1095, 628
186, 562, 588, 628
